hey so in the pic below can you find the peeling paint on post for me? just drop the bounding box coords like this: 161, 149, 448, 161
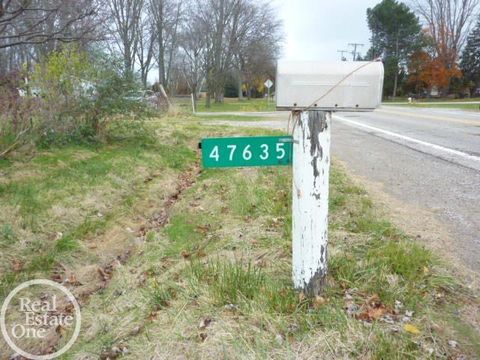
292, 111, 331, 296
277, 60, 383, 295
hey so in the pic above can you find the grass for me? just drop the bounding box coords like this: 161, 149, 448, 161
387, 102, 480, 111
194, 113, 268, 122
0, 224, 18, 246
191, 260, 267, 305
0, 120, 199, 298
195, 97, 276, 113
383, 97, 480, 103
0, 111, 478, 359
382, 97, 480, 111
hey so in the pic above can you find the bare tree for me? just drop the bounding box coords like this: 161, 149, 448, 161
194, 0, 282, 106
150, 0, 183, 89
177, 9, 206, 106
413, 0, 480, 68
235, 1, 282, 99
0, 0, 103, 75
107, 0, 144, 74
195, 0, 245, 105
0, 0, 100, 50
136, 4, 156, 87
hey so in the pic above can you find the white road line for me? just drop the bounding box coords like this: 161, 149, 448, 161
334, 114, 480, 164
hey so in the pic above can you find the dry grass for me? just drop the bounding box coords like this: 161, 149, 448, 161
0, 113, 478, 359
68, 164, 478, 359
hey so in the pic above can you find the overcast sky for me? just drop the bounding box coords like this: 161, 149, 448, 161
272, 0, 382, 61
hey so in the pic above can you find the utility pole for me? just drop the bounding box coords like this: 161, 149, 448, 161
337, 50, 349, 61
348, 43, 364, 61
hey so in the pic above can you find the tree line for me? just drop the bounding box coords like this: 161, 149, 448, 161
0, 0, 282, 104
365, 0, 480, 98
0, 0, 282, 157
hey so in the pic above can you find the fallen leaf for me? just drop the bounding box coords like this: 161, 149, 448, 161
345, 302, 360, 316
354, 294, 391, 321
97, 267, 111, 282
448, 340, 458, 348
366, 294, 381, 307
128, 325, 143, 336
196, 224, 210, 234
51, 273, 63, 282
224, 304, 239, 312
313, 296, 327, 309
117, 250, 131, 264
11, 259, 24, 272
357, 306, 387, 321
67, 273, 81, 286
255, 258, 267, 268
196, 249, 207, 258
56, 324, 67, 336
198, 318, 212, 330
148, 311, 159, 321
64, 303, 75, 315
394, 300, 404, 311
100, 346, 123, 360
403, 324, 421, 335
381, 315, 395, 324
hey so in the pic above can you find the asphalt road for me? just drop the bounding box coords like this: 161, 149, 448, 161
333, 106, 480, 274
210, 106, 480, 274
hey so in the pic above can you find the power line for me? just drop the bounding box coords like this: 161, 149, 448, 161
348, 43, 365, 61
337, 50, 349, 61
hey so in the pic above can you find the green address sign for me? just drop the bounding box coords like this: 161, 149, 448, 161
201, 136, 293, 168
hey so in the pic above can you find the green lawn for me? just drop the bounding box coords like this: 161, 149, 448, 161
384, 97, 480, 103
193, 113, 268, 122
385, 102, 480, 111
383, 97, 480, 111
195, 98, 276, 113
0, 113, 478, 359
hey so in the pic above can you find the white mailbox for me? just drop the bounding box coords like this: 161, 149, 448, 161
276, 61, 384, 111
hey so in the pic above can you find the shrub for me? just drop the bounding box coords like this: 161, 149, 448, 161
30, 47, 152, 148
0, 70, 37, 157
1, 47, 155, 155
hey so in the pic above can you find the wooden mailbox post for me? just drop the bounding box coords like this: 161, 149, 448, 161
200, 60, 384, 297
276, 60, 384, 296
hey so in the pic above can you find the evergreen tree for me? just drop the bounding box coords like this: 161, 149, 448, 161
367, 0, 422, 98
460, 18, 480, 93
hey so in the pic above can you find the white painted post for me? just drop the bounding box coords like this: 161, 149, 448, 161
292, 111, 331, 296
191, 93, 196, 114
